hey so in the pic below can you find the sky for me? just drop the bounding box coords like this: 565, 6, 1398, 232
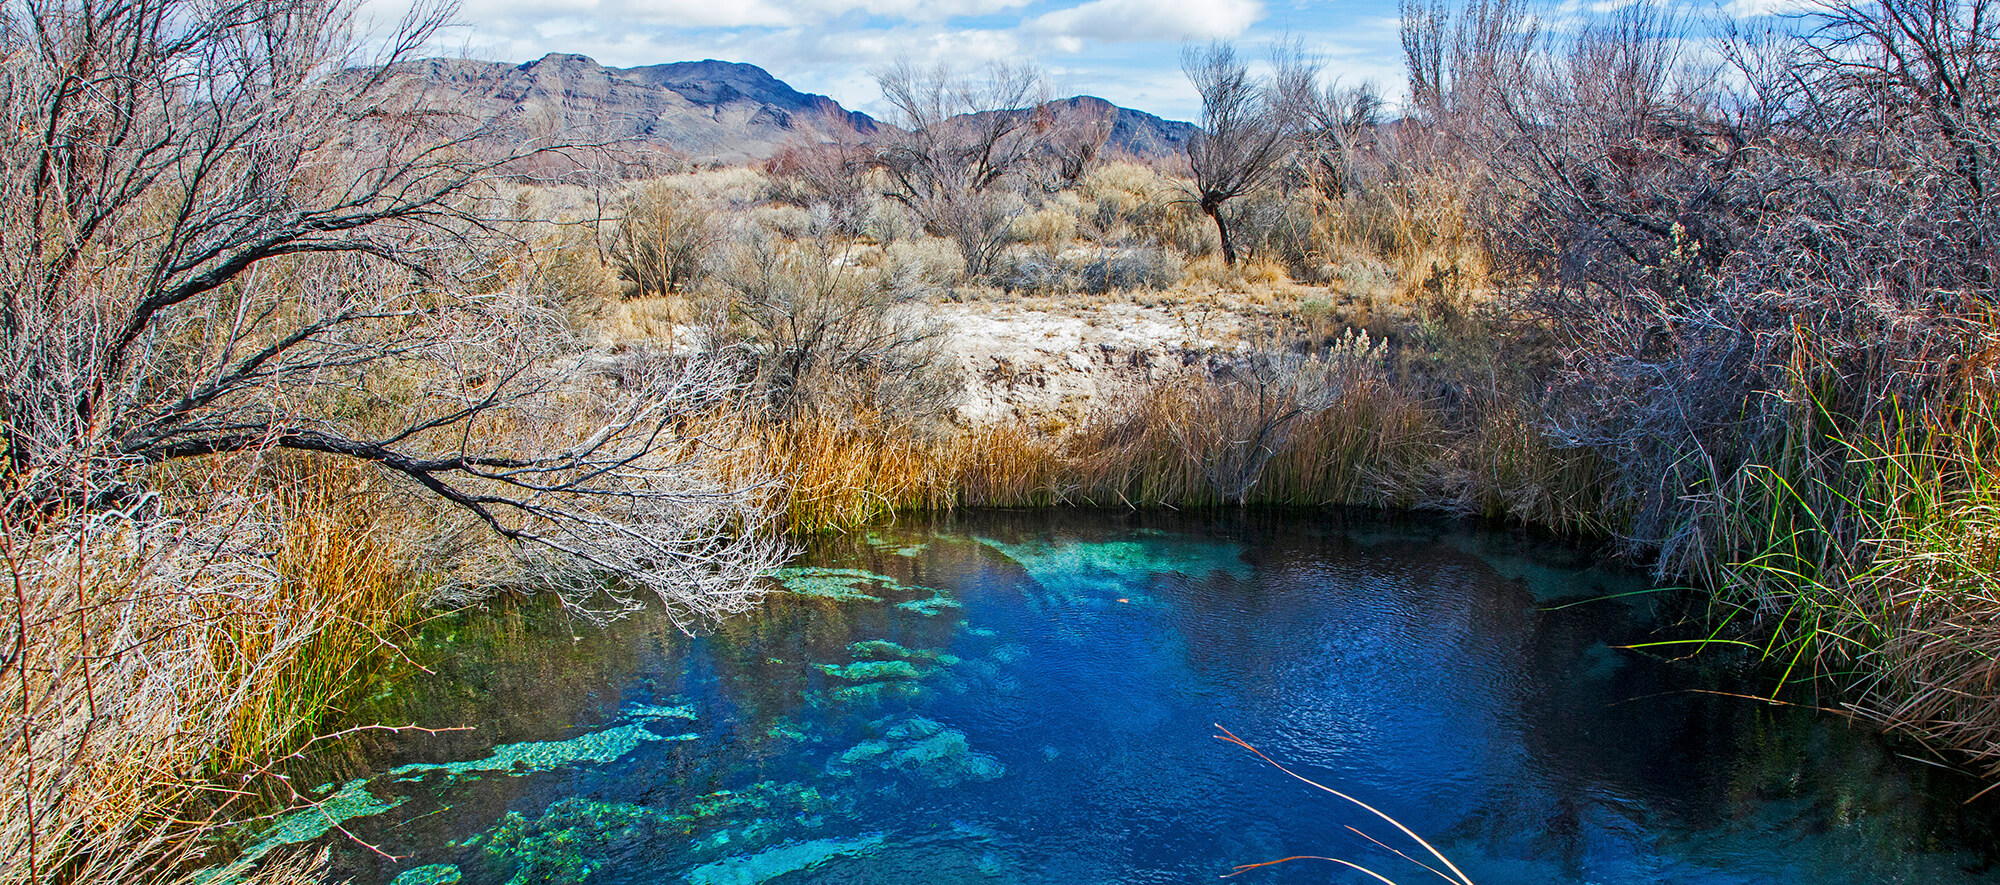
355, 0, 1411, 122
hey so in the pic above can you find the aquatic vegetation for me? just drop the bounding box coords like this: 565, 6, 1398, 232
388, 864, 463, 885
624, 701, 699, 722
829, 680, 927, 704
833, 740, 894, 769
978, 533, 1251, 607
767, 720, 811, 743
387, 723, 685, 785
468, 782, 846, 884
770, 567, 898, 601
472, 798, 662, 885
865, 531, 930, 557
199, 779, 406, 884
890, 729, 1006, 787
896, 590, 963, 616
683, 780, 837, 821
686, 834, 889, 885
818, 660, 927, 681
828, 717, 1004, 787
851, 639, 960, 666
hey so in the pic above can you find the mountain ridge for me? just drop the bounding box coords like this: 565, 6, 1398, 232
379, 53, 1192, 167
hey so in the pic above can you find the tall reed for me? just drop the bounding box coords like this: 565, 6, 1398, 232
0, 454, 442, 883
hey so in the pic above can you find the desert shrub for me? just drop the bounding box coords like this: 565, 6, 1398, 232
746, 203, 817, 238
678, 166, 775, 209
996, 250, 1072, 294
874, 237, 968, 288
1079, 247, 1184, 293
607, 180, 721, 297
765, 136, 873, 235
1080, 162, 1215, 255
1010, 206, 1078, 249
706, 230, 961, 423
995, 246, 1183, 295
865, 194, 922, 245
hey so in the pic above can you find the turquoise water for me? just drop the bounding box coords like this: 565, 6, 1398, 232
235, 511, 1998, 884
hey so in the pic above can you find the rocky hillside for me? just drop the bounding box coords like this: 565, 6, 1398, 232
381, 53, 1193, 167
380, 54, 874, 165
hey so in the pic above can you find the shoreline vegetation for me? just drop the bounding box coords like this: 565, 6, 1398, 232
5, 0, 2000, 879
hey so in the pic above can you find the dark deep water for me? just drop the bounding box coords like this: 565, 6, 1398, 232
228, 510, 2000, 885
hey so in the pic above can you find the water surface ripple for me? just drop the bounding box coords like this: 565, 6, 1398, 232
272, 510, 1996, 885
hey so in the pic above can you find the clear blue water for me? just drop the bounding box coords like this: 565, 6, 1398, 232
244, 510, 2000, 885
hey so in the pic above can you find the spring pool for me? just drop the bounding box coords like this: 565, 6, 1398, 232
230, 510, 2000, 885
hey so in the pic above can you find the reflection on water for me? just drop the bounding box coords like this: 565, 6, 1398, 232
231, 510, 1998, 885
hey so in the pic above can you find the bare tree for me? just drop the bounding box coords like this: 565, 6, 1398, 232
0, 0, 784, 616
765, 104, 878, 238
1181, 41, 1299, 266
1287, 79, 1385, 200
0, 0, 791, 878
872, 60, 1050, 279
1040, 98, 1117, 190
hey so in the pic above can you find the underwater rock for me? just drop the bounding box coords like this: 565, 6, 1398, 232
388, 864, 463, 885
685, 834, 888, 885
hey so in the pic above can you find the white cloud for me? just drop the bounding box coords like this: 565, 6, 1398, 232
1028, 0, 1264, 44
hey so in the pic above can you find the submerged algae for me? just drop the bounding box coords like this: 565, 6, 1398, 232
890, 729, 1005, 787
829, 680, 926, 704
686, 834, 888, 885
198, 778, 406, 884
828, 717, 1004, 787
470, 782, 845, 885
624, 701, 698, 722
895, 590, 962, 616
473, 798, 661, 885
850, 639, 959, 666
818, 659, 926, 681
864, 531, 930, 558
387, 864, 462, 885
770, 567, 897, 602
387, 723, 682, 785
976, 532, 1251, 606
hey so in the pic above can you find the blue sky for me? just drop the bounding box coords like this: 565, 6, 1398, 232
360, 0, 1410, 121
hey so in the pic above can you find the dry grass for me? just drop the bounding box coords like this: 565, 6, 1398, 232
0, 455, 443, 884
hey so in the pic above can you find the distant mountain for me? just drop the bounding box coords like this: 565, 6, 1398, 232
379, 54, 876, 165
1042, 96, 1198, 158
378, 53, 1193, 168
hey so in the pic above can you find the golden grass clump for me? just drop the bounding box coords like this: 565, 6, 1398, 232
0, 455, 442, 884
